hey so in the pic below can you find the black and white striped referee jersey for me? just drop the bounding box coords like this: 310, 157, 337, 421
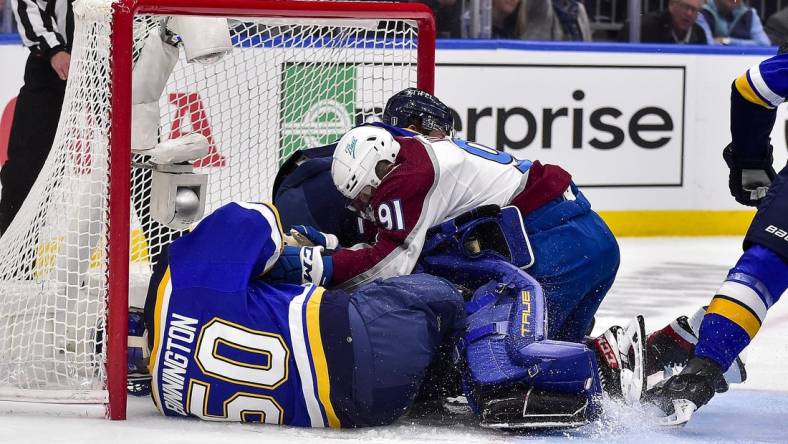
11, 0, 73, 55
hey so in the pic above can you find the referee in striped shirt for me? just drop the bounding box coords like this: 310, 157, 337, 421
0, 0, 72, 234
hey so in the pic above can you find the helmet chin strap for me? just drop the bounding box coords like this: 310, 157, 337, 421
375, 160, 397, 181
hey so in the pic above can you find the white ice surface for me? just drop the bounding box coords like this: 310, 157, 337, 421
1, 237, 787, 444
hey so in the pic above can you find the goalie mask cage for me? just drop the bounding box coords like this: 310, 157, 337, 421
0, 0, 434, 420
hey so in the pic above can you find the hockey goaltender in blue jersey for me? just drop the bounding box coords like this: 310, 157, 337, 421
144, 201, 466, 427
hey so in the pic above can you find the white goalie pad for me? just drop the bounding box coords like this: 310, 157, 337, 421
137, 133, 210, 164
167, 16, 232, 64
131, 27, 179, 151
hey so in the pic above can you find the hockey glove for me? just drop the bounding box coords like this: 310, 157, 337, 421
288, 225, 340, 250
645, 355, 724, 426
266, 245, 333, 286
723, 143, 777, 207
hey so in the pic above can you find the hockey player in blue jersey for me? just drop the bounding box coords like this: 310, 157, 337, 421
647, 52, 788, 425
136, 200, 645, 429
142, 201, 466, 427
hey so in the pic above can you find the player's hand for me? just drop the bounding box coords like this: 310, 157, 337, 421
723, 143, 776, 207
265, 245, 332, 286
50, 51, 71, 81
289, 225, 339, 250
644, 356, 724, 426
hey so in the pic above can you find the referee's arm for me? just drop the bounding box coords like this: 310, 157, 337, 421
10, 0, 69, 57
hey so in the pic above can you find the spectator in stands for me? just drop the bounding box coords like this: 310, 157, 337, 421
697, 0, 771, 46
765, 6, 788, 47
491, 0, 592, 41
617, 0, 707, 44
420, 0, 462, 38
1, 0, 17, 34
0, 0, 72, 235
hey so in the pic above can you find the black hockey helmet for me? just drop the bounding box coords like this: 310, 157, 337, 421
383, 88, 454, 136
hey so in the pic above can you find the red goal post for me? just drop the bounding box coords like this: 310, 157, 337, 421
107, 0, 435, 420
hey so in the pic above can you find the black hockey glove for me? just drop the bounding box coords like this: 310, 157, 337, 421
646, 356, 726, 418
723, 143, 777, 207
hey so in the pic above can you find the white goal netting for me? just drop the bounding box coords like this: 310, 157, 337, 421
0, 0, 422, 416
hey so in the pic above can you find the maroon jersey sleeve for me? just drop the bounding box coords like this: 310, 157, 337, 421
330, 137, 436, 287
509, 161, 572, 216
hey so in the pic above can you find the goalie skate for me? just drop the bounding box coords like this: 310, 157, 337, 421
591, 315, 647, 404
644, 397, 698, 427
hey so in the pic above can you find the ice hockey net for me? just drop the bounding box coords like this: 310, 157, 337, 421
0, 0, 434, 419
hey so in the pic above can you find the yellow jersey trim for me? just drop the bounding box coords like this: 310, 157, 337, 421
305, 287, 341, 428
148, 266, 171, 413
262, 202, 285, 255
148, 266, 171, 374
735, 73, 771, 108
708, 296, 762, 339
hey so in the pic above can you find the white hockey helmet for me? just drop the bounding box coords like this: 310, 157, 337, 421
331, 126, 400, 200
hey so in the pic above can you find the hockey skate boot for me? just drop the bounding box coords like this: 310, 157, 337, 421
646, 315, 696, 376
589, 316, 646, 404
646, 308, 746, 389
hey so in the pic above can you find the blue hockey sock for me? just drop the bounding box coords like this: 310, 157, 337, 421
695, 244, 788, 370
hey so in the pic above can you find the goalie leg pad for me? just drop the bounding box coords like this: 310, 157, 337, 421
459, 266, 602, 428
131, 28, 179, 151
167, 16, 232, 64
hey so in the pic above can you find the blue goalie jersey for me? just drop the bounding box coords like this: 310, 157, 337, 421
147, 202, 353, 427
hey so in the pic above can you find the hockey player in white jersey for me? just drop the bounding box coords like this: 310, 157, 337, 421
270, 88, 620, 345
